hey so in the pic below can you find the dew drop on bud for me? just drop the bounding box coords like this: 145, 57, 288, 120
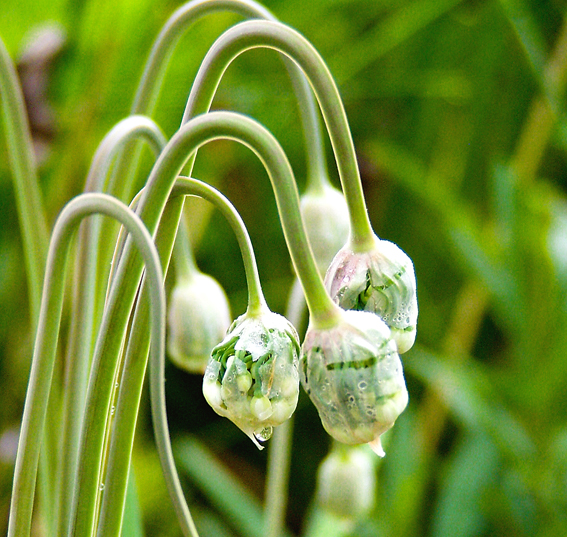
254, 426, 273, 443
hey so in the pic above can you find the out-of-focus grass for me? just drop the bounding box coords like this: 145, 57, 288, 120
2, 0, 567, 535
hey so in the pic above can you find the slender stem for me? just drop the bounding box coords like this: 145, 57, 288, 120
173, 177, 266, 313
98, 176, 266, 537
55, 116, 166, 537
263, 277, 307, 537
173, 215, 200, 281
71, 110, 338, 536
7, 193, 164, 537
0, 35, 49, 327
182, 20, 375, 251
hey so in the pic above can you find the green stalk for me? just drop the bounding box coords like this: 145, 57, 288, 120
1, 35, 57, 537
0, 35, 49, 326
172, 215, 200, 282
97, 176, 266, 537
54, 116, 166, 537
72, 109, 338, 536
182, 19, 376, 251
129, 0, 326, 187
7, 193, 165, 537
101, 1, 331, 311
263, 277, 308, 537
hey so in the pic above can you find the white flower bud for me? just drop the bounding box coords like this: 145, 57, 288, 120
167, 272, 231, 373
300, 309, 408, 455
300, 184, 350, 275
325, 237, 418, 353
203, 310, 300, 449
316, 445, 376, 520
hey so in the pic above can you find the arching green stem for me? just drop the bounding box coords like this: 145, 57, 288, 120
130, 0, 326, 182
182, 19, 376, 251
72, 109, 338, 536
174, 177, 266, 314
173, 215, 200, 281
0, 35, 49, 327
54, 116, 166, 537
7, 193, 165, 537
98, 176, 266, 537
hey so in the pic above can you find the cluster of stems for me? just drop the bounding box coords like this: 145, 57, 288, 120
1, 1, 412, 536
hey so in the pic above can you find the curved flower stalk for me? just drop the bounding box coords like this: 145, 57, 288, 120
112, 0, 329, 222
7, 193, 165, 537
53, 115, 166, 537
183, 19, 418, 349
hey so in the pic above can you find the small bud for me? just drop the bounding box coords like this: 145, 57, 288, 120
203, 310, 300, 449
300, 309, 408, 456
167, 272, 232, 373
325, 238, 418, 353
300, 184, 350, 275
316, 445, 376, 521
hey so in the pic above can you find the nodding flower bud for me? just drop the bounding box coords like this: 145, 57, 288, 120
300, 309, 408, 456
300, 184, 350, 275
167, 272, 231, 374
316, 444, 376, 521
324, 238, 418, 353
202, 310, 300, 449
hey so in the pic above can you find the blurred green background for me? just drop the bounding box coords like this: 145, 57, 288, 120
2, 0, 567, 535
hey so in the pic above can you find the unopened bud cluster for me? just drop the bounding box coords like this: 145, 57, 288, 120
203, 310, 300, 448
300, 309, 408, 456
325, 238, 418, 353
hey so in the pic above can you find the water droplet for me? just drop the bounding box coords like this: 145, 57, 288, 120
110, 406, 115, 416
99, 483, 105, 491
358, 381, 368, 391
254, 426, 273, 443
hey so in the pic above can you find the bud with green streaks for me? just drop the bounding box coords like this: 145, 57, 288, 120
203, 310, 300, 449
300, 309, 408, 456
324, 237, 418, 353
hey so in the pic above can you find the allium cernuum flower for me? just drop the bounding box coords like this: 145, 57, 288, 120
202, 310, 300, 449
167, 272, 231, 374
300, 310, 408, 456
324, 238, 418, 353
316, 445, 376, 521
300, 184, 350, 274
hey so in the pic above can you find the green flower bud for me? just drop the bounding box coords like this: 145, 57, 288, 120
316, 445, 376, 521
324, 238, 418, 353
167, 272, 231, 374
203, 310, 300, 449
300, 310, 408, 456
300, 184, 350, 275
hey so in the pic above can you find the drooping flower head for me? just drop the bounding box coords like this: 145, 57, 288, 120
167, 271, 231, 374
324, 237, 418, 353
203, 309, 300, 449
300, 309, 408, 456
